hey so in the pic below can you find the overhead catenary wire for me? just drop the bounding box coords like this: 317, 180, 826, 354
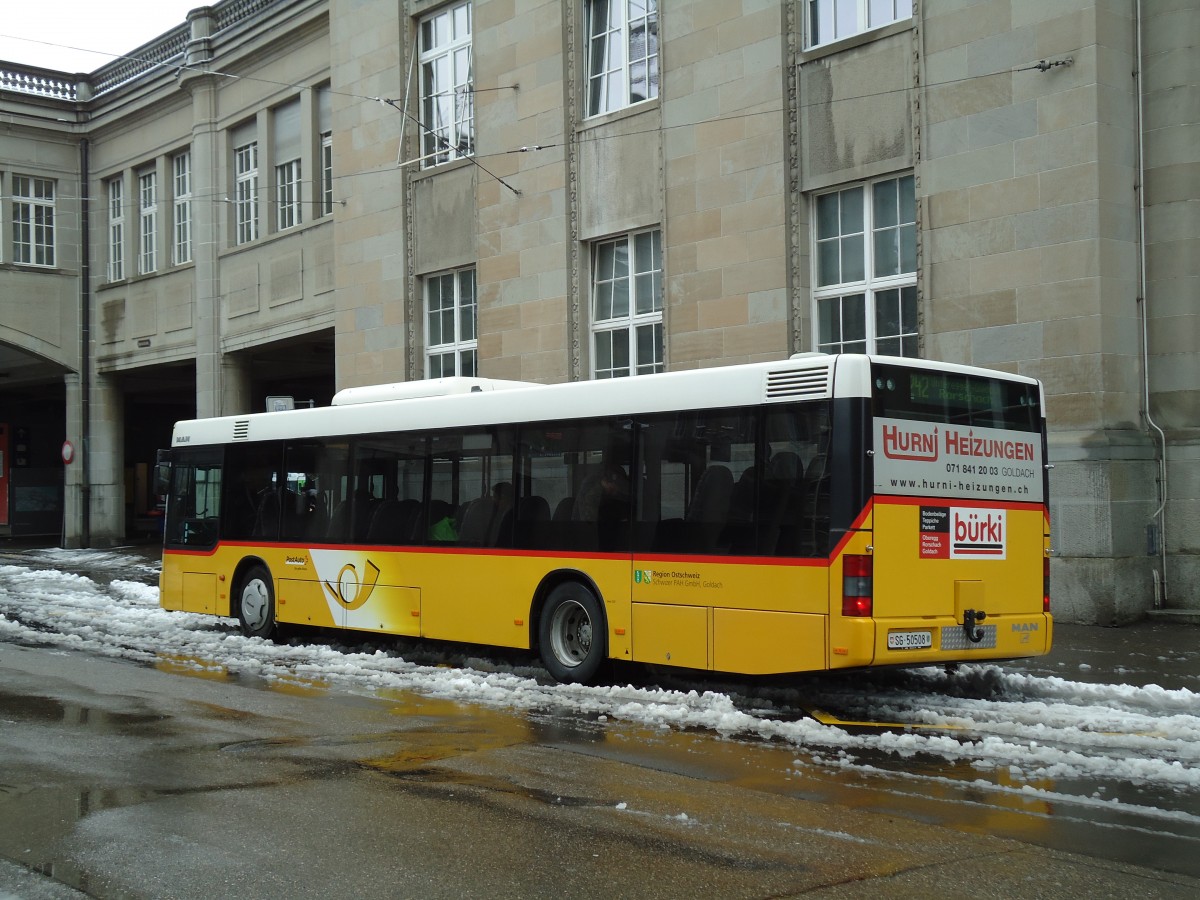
3, 28, 1092, 222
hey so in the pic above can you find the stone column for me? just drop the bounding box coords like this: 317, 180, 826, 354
61, 372, 83, 547
221, 353, 254, 415
85, 375, 125, 546
180, 71, 223, 420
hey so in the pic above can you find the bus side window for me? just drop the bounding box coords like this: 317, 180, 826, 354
223, 443, 283, 541
516, 420, 628, 552
764, 403, 831, 557
636, 409, 753, 556
283, 440, 351, 543
799, 415, 832, 556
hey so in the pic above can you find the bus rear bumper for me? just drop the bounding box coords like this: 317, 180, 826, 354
870, 613, 1053, 666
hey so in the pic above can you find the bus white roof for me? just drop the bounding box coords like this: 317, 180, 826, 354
170, 355, 1042, 447
331, 377, 537, 406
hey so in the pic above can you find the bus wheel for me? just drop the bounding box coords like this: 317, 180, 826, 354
237, 565, 277, 640
538, 582, 605, 684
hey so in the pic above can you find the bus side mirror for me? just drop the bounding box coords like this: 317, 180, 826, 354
153, 449, 172, 495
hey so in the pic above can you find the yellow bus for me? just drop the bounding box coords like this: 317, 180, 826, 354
158, 353, 1052, 683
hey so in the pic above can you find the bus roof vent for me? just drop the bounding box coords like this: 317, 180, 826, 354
765, 366, 831, 401
232, 420, 251, 441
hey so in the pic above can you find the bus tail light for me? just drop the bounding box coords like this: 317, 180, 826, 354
1043, 554, 1051, 613
842, 554, 873, 617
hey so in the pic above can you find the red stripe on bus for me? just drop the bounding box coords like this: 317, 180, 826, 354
874, 494, 1045, 512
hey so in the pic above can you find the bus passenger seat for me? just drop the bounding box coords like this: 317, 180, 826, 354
457, 496, 496, 545
765, 451, 805, 554
686, 464, 734, 552
253, 490, 281, 539
326, 500, 351, 542
367, 498, 421, 545
768, 451, 802, 485
687, 464, 734, 523
552, 497, 574, 522
727, 465, 759, 552
519, 494, 552, 523
303, 503, 329, 541
729, 465, 758, 524
572, 472, 605, 521
427, 499, 456, 541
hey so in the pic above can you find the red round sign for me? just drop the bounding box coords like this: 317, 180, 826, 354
61, 440, 75, 464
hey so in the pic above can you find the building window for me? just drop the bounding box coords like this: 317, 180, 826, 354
320, 131, 333, 216
317, 85, 333, 217
806, 0, 913, 49
11, 175, 55, 267
813, 174, 917, 357
173, 152, 192, 265
426, 267, 478, 378
273, 99, 302, 231
234, 141, 258, 244
418, 0, 473, 167
107, 177, 124, 281
138, 169, 157, 275
276, 159, 302, 231
585, 0, 659, 117
591, 229, 663, 378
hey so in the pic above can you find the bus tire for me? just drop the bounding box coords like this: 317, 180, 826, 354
538, 582, 605, 684
237, 564, 277, 640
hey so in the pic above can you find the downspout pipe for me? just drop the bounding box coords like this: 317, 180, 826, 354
79, 137, 92, 548
1134, 0, 1167, 605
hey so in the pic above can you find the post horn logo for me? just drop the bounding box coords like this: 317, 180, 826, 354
322, 559, 381, 610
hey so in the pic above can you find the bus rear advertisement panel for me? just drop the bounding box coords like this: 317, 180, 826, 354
158, 355, 1052, 684
874, 417, 1043, 502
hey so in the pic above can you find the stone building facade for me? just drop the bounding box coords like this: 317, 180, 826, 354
0, 0, 1195, 621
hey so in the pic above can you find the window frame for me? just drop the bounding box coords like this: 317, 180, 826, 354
805, 0, 913, 50
812, 173, 918, 357
11, 175, 56, 268
320, 131, 333, 217
107, 176, 125, 282
233, 140, 259, 245
590, 228, 664, 379
418, 0, 474, 168
275, 158, 302, 231
584, 0, 660, 118
425, 266, 478, 379
138, 168, 157, 275
172, 151, 192, 265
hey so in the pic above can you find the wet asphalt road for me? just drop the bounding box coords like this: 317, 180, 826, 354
1, 637, 1197, 899
1, 541, 1198, 898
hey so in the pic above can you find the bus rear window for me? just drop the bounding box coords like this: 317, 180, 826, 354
871, 363, 1040, 433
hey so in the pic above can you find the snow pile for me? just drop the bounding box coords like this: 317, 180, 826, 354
1, 550, 1197, 827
